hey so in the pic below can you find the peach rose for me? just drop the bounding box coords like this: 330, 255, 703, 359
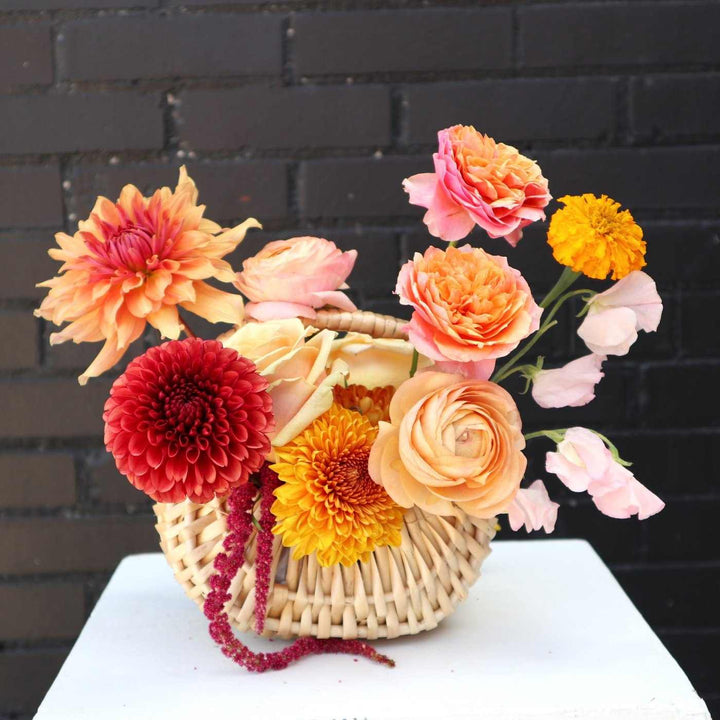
368, 371, 527, 519
403, 126, 551, 246
221, 318, 347, 447
234, 236, 357, 321
396, 245, 542, 369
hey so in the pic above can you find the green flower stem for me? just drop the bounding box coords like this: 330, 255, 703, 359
540, 267, 581, 309
491, 287, 594, 384
409, 348, 419, 378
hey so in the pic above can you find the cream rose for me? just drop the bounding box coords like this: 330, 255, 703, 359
368, 371, 526, 518
221, 319, 347, 446
328, 332, 432, 389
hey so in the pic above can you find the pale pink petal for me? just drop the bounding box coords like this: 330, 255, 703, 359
245, 301, 317, 321
504, 226, 524, 247
430, 358, 496, 380
531, 354, 606, 408
507, 479, 559, 533
308, 289, 358, 312
422, 184, 476, 243
578, 306, 639, 356
402, 173, 438, 208
591, 271, 663, 333
545, 427, 613, 492
592, 472, 665, 520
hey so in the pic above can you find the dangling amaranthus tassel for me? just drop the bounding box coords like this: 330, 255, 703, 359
203, 466, 395, 672
253, 464, 279, 634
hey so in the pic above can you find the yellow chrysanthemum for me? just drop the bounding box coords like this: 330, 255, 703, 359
271, 404, 404, 567
547, 194, 646, 280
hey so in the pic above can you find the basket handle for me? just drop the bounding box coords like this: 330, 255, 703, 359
304, 309, 408, 340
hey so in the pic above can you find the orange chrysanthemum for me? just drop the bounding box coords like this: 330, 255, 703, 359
333, 384, 394, 425
35, 167, 260, 384
547, 194, 646, 280
271, 404, 404, 567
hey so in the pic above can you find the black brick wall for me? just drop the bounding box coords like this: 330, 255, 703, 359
0, 1, 718, 717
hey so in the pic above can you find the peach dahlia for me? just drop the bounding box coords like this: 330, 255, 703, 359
36, 167, 259, 384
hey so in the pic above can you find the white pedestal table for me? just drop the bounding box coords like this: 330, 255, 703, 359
34, 540, 711, 719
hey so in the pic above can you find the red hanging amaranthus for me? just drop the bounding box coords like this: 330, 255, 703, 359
203, 465, 395, 672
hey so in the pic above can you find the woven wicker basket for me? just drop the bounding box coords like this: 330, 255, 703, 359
154, 309, 497, 640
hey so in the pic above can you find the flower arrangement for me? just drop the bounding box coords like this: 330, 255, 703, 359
37, 125, 664, 672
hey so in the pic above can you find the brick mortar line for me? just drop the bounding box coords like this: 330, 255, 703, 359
5, 68, 720, 96
4, 139, 720, 166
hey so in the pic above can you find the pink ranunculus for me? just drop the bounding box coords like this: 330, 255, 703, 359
234, 236, 357, 321
507, 480, 559, 533
577, 271, 663, 356
402, 126, 551, 246
545, 427, 664, 520
531, 354, 606, 409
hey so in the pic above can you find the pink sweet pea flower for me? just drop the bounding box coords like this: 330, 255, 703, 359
591, 468, 666, 520
531, 354, 606, 409
403, 126, 551, 246
235, 236, 357, 321
546, 427, 664, 520
577, 271, 663, 356
507, 480, 559, 533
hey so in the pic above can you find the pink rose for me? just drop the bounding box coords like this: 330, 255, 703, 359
235, 236, 357, 321
403, 126, 551, 246
396, 245, 541, 370
546, 427, 664, 520
507, 480, 559, 533
531, 354, 606, 408
578, 271, 663, 356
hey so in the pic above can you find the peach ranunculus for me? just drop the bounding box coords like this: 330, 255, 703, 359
221, 318, 347, 447
328, 332, 432, 389
507, 480, 559, 534
403, 126, 551, 246
368, 371, 527, 519
396, 245, 542, 372
578, 270, 663, 356
234, 236, 357, 321
35, 167, 258, 385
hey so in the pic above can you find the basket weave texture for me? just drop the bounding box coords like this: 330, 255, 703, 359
154, 308, 497, 640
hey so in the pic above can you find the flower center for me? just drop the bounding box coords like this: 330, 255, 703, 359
454, 427, 486, 458
587, 204, 620, 236
325, 449, 380, 506
158, 380, 219, 445
105, 225, 161, 273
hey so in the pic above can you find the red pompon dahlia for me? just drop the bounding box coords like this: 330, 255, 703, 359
103, 338, 273, 503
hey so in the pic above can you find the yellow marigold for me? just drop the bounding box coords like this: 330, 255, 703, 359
35, 167, 259, 385
547, 194, 646, 280
271, 404, 404, 567
333, 384, 394, 425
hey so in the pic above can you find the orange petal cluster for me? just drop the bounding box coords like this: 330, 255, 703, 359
35, 167, 259, 384
333, 383, 394, 425
396, 244, 542, 365
271, 404, 404, 566
368, 372, 526, 519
